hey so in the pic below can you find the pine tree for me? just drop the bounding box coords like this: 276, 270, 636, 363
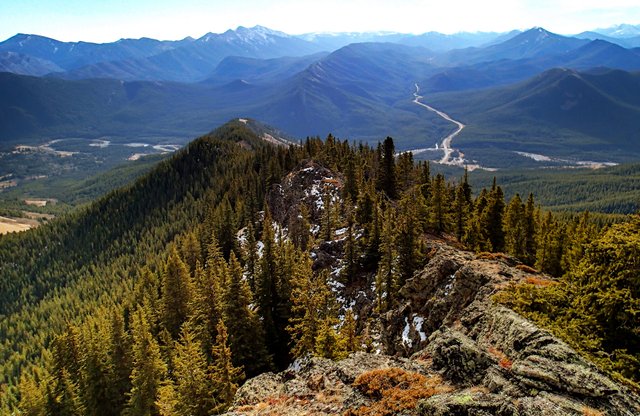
81, 316, 119, 416
172, 324, 215, 416
315, 318, 345, 360
341, 204, 359, 285
535, 212, 565, 276
376, 137, 397, 199
418, 161, 431, 201
340, 309, 360, 354
321, 190, 334, 241
397, 191, 423, 287
214, 196, 239, 260
288, 255, 324, 358
125, 308, 167, 416
18, 370, 47, 416
224, 253, 271, 375
188, 260, 223, 354
396, 151, 415, 193
210, 322, 244, 414
109, 310, 132, 416
503, 194, 526, 259
429, 173, 449, 233
289, 204, 311, 252
343, 156, 359, 202
155, 382, 177, 416
45, 368, 85, 416
486, 181, 506, 252
160, 248, 192, 339
523, 193, 537, 265
256, 208, 292, 368
376, 207, 397, 311
179, 231, 201, 277
464, 189, 491, 252
243, 222, 259, 292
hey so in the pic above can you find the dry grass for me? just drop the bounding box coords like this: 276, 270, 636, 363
0, 216, 34, 234
515, 264, 538, 274
469, 386, 490, 394
582, 406, 604, 416
346, 368, 452, 416
524, 276, 558, 287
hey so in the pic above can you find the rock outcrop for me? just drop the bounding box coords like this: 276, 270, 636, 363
227, 162, 640, 415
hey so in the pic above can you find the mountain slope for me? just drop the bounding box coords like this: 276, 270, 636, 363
54, 26, 326, 82
443, 27, 589, 66
0, 51, 63, 75
425, 68, 640, 162
0, 33, 187, 70
205, 52, 328, 84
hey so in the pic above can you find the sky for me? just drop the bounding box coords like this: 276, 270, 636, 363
1, 0, 639, 42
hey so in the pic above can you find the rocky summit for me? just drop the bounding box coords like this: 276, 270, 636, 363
221, 163, 640, 416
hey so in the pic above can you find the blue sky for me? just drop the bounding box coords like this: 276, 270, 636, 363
1, 0, 639, 42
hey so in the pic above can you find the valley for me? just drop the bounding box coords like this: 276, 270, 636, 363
410, 83, 476, 169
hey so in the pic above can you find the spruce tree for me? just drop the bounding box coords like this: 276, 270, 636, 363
397, 191, 423, 287
210, 321, 244, 414
486, 181, 506, 252
376, 137, 397, 199
172, 324, 215, 416
288, 254, 323, 358
523, 193, 537, 265
376, 207, 397, 311
125, 308, 167, 416
256, 208, 290, 368
179, 231, 201, 277
340, 309, 360, 354
503, 194, 526, 259
160, 248, 193, 339
109, 311, 132, 416
341, 204, 359, 285
429, 173, 449, 233
188, 260, 223, 354
224, 253, 271, 375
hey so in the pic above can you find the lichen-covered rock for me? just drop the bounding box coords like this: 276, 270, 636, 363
418, 391, 518, 416
424, 327, 495, 385
224, 352, 433, 415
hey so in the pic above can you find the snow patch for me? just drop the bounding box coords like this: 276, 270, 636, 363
402, 317, 412, 348
413, 316, 427, 342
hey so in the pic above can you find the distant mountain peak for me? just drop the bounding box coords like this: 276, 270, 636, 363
595, 23, 640, 38
201, 25, 290, 44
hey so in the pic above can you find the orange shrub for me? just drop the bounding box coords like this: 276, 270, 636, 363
515, 264, 538, 274
582, 406, 604, 416
524, 276, 558, 287
346, 368, 452, 416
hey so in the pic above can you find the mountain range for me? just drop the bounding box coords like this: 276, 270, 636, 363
1, 24, 640, 168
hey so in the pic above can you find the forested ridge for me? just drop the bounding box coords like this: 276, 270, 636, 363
0, 121, 637, 414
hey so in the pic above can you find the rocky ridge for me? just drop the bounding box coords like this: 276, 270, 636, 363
225, 162, 640, 415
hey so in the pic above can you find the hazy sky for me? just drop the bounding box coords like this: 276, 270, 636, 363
1, 0, 639, 42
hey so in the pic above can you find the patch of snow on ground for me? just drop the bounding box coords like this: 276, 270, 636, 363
413, 315, 427, 342
515, 151, 552, 162
238, 118, 248, 124
444, 273, 456, 296
335, 227, 348, 236
402, 317, 412, 348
